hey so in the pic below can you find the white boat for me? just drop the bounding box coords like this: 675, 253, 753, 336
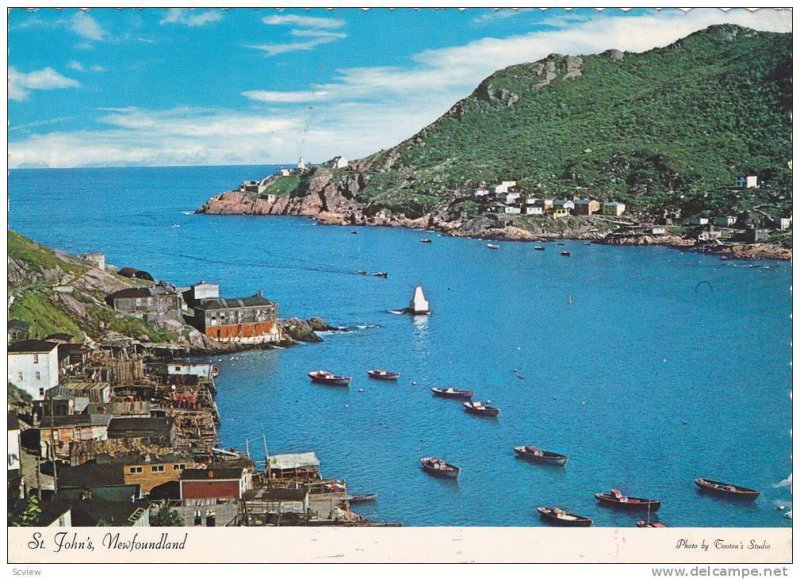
408, 286, 430, 315
486, 243, 499, 250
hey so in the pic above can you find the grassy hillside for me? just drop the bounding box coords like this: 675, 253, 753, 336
282, 25, 792, 221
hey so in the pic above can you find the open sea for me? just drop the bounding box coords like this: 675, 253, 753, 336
8, 166, 793, 527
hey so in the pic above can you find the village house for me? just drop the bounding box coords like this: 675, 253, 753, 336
553, 199, 575, 211
8, 412, 21, 479
524, 205, 544, 215
105, 286, 183, 325
472, 187, 491, 198
240, 487, 310, 526
714, 216, 738, 227
744, 228, 770, 243
779, 217, 792, 230
686, 216, 710, 226
37, 500, 73, 527
188, 291, 282, 344
41, 382, 110, 417
8, 340, 60, 401
182, 281, 221, 307
651, 226, 667, 236
7, 320, 30, 343
573, 199, 600, 215
123, 454, 195, 494
698, 229, 724, 242
164, 361, 216, 380
40, 413, 112, 460
602, 201, 626, 217
80, 252, 105, 271
552, 208, 571, 219
240, 178, 270, 195
179, 467, 249, 506
497, 192, 521, 205
535, 198, 555, 210
278, 168, 291, 177
325, 156, 349, 169
491, 181, 517, 195
735, 175, 760, 189
266, 452, 321, 485
107, 417, 177, 447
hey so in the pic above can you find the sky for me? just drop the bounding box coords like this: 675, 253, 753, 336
7, 7, 792, 168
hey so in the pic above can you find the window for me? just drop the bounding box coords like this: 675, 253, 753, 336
129, 466, 143, 474
35, 372, 41, 381
173, 464, 186, 471
151, 465, 165, 473
174, 366, 181, 372
39, 388, 45, 396
33, 354, 39, 364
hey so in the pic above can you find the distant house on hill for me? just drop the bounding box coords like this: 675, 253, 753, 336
573, 199, 600, 215
714, 216, 737, 227
325, 156, 349, 169
735, 175, 760, 189
491, 181, 517, 195
602, 201, 626, 217
686, 216, 709, 226
553, 199, 575, 211
497, 192, 520, 205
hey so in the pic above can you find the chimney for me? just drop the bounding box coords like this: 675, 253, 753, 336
81, 487, 93, 501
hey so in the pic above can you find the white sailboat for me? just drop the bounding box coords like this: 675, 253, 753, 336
408, 286, 430, 315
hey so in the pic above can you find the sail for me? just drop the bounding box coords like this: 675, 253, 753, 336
410, 286, 429, 314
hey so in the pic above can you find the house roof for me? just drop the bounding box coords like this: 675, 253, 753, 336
8, 411, 20, 431
8, 339, 58, 354
181, 467, 244, 481
107, 286, 178, 300
44, 414, 112, 428
36, 497, 72, 526
8, 320, 30, 331
108, 417, 175, 435
58, 462, 126, 489
69, 497, 150, 527
194, 293, 274, 311
267, 452, 320, 471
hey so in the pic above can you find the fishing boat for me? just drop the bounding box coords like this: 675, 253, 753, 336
356, 270, 369, 275
637, 521, 667, 528
211, 365, 220, 378
534, 246, 545, 251
420, 457, 460, 479
463, 400, 500, 417
308, 370, 351, 387
514, 445, 568, 466
367, 369, 400, 381
349, 493, 378, 503
537, 507, 592, 527
595, 488, 661, 511
420, 238, 432, 244
694, 478, 760, 500
560, 250, 571, 257
374, 271, 388, 278
431, 387, 473, 399
486, 243, 500, 250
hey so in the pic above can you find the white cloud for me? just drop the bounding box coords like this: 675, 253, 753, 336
160, 8, 223, 27
242, 90, 328, 103
262, 14, 345, 29
70, 12, 105, 41
8, 8, 792, 167
471, 8, 524, 25
249, 33, 345, 57
68, 60, 84, 72
8, 67, 81, 102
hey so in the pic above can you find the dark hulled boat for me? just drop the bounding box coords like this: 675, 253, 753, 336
308, 370, 351, 387
537, 506, 592, 527
637, 521, 667, 528
534, 246, 545, 251
694, 478, 760, 500
560, 250, 571, 256
595, 489, 661, 511
463, 400, 500, 417
420, 238, 432, 244
514, 445, 568, 466
368, 369, 400, 381
420, 457, 460, 479
431, 387, 473, 399
374, 272, 388, 278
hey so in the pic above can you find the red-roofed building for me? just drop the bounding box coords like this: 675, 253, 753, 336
179, 467, 248, 506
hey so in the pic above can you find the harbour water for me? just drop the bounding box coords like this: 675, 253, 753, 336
8, 166, 793, 527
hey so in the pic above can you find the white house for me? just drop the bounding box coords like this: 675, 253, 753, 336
554, 199, 575, 211
8, 412, 20, 473
277, 168, 291, 177
473, 188, 491, 198
504, 206, 522, 215
166, 362, 215, 379
602, 201, 626, 217
779, 217, 792, 230
735, 175, 759, 189
491, 181, 517, 195
326, 156, 349, 169
497, 192, 520, 205
525, 206, 544, 215
8, 340, 60, 401
714, 216, 737, 227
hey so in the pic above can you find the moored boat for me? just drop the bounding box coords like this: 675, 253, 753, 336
431, 387, 473, 399
420, 238, 432, 244
595, 488, 661, 511
560, 250, 571, 256
694, 478, 759, 500
308, 370, 351, 387
349, 493, 378, 503
463, 400, 500, 417
367, 369, 400, 381
534, 246, 545, 251
420, 457, 460, 479
637, 521, 667, 528
514, 445, 568, 466
486, 243, 500, 250
537, 506, 592, 527
374, 271, 388, 278
211, 365, 220, 378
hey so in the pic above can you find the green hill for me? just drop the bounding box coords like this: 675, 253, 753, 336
279, 25, 792, 222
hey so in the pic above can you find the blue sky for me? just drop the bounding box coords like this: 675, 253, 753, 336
7, 7, 792, 168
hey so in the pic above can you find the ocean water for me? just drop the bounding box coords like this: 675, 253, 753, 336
8, 166, 793, 527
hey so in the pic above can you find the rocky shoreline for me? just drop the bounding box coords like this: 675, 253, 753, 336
198, 185, 791, 261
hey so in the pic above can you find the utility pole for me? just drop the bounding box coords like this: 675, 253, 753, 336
49, 396, 58, 494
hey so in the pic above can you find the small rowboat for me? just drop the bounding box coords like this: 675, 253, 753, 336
368, 369, 400, 381
534, 246, 545, 251
431, 387, 473, 399
374, 272, 388, 278
463, 400, 500, 417
694, 478, 760, 500
349, 493, 378, 503
514, 445, 568, 466
560, 250, 571, 257
420, 457, 460, 479
420, 238, 432, 244
308, 370, 351, 387
537, 506, 592, 527
211, 366, 220, 378
595, 488, 661, 511
637, 521, 667, 528
486, 243, 500, 250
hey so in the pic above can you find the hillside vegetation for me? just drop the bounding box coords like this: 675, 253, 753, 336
279, 25, 792, 221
